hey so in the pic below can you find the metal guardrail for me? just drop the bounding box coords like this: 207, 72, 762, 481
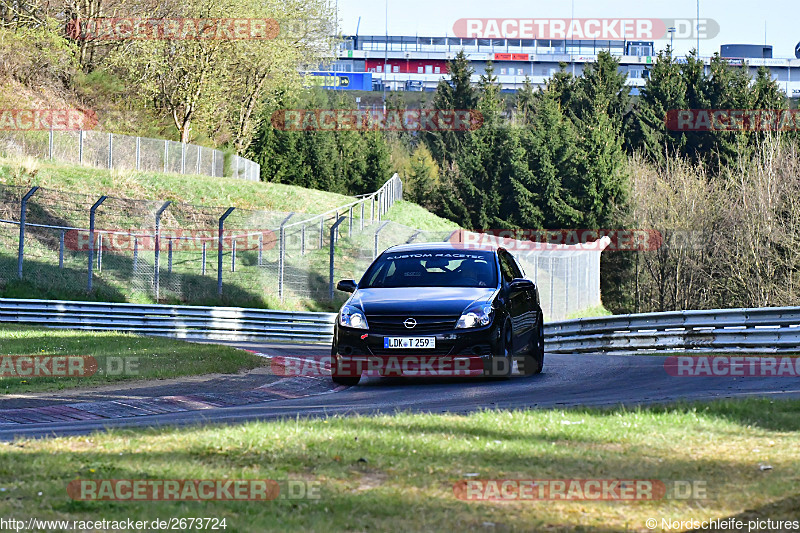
1, 299, 797, 352
545, 307, 800, 354
0, 299, 335, 344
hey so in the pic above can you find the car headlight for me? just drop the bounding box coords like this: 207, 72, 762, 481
339, 305, 368, 330
456, 304, 494, 329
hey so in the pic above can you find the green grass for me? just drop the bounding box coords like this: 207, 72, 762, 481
1, 399, 799, 531
565, 304, 613, 320
0, 155, 355, 214
381, 200, 459, 231
0, 325, 265, 393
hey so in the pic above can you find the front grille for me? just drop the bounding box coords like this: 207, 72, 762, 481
366, 314, 459, 334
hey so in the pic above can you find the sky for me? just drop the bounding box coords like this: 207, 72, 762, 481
334, 0, 800, 59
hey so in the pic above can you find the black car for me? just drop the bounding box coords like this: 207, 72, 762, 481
331, 243, 544, 386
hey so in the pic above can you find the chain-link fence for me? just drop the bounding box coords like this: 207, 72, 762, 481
0, 129, 259, 181
0, 174, 606, 319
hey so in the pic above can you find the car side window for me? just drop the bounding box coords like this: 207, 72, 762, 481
507, 253, 524, 279
498, 253, 515, 284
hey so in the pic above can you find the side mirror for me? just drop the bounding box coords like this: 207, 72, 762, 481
508, 278, 534, 292
336, 279, 358, 293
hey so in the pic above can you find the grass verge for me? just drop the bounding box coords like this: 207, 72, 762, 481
0, 325, 265, 394
0, 399, 798, 531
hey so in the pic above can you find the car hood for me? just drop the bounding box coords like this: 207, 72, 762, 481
351, 287, 496, 316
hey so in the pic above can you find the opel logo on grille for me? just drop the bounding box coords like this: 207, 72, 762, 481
403, 318, 417, 329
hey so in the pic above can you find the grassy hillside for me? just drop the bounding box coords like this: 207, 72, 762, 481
0, 155, 457, 311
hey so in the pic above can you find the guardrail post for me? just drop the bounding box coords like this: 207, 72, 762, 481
135, 137, 141, 170
16, 187, 38, 279
87, 195, 108, 291
154, 201, 172, 300
374, 220, 390, 259
201, 242, 206, 275
278, 213, 295, 303
329, 216, 346, 300
217, 207, 235, 296
59, 230, 64, 268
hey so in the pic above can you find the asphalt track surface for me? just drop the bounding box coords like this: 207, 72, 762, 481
2, 342, 799, 440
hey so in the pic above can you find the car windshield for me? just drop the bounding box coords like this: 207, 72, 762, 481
360, 251, 498, 288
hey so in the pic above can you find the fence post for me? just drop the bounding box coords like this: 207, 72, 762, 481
371, 195, 375, 224
78, 130, 83, 164
108, 133, 113, 169
258, 234, 263, 266
348, 206, 353, 237
97, 234, 103, 272
212, 150, 216, 176
196, 146, 201, 174
87, 195, 108, 291
549, 257, 554, 319
374, 220, 390, 259
319, 217, 324, 249
360, 202, 364, 230
135, 137, 141, 171
48, 129, 53, 160
406, 230, 420, 244
59, 230, 64, 269
217, 207, 235, 296
181, 142, 186, 174
163, 140, 168, 173
133, 236, 138, 272
329, 216, 347, 300
300, 225, 306, 256
231, 239, 236, 272
154, 201, 172, 300
168, 238, 173, 273
201, 242, 206, 275
17, 187, 39, 279
278, 213, 295, 303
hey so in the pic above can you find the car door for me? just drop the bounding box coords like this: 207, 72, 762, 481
502, 250, 538, 348
498, 250, 528, 352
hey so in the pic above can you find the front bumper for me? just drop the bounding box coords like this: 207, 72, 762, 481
332, 323, 502, 377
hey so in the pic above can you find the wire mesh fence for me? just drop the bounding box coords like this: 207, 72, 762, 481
0, 129, 252, 181
0, 174, 606, 319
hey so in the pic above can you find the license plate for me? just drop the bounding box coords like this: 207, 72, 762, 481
383, 337, 436, 349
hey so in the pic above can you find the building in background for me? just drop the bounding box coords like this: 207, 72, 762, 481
306, 35, 800, 97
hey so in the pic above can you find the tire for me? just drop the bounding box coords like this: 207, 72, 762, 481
531, 314, 545, 375
489, 320, 513, 378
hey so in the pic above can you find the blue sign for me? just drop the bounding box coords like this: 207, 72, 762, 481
306, 72, 372, 91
